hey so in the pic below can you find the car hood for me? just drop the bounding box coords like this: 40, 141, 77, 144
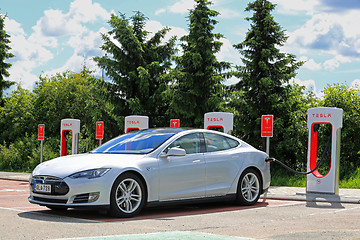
31, 153, 146, 179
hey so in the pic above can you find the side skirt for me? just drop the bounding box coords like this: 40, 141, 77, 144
146, 194, 237, 208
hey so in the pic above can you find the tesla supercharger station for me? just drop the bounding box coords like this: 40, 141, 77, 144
124, 115, 149, 133
306, 107, 343, 195
204, 112, 234, 134
60, 119, 80, 156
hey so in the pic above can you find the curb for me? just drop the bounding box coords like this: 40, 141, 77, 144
261, 191, 360, 204
0, 172, 31, 182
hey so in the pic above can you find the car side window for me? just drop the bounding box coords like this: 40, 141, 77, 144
204, 133, 239, 153
164, 133, 201, 154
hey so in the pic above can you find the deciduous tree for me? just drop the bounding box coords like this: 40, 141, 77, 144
322, 83, 360, 176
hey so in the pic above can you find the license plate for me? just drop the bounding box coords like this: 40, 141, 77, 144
34, 184, 51, 193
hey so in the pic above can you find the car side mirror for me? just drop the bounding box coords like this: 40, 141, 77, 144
161, 147, 186, 158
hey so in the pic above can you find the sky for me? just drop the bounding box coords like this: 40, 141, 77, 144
2, 0, 360, 97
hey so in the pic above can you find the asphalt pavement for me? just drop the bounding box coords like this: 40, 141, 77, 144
1, 171, 359, 204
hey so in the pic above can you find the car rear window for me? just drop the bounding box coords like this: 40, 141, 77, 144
204, 133, 240, 152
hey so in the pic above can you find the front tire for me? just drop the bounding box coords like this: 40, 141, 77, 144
236, 168, 261, 206
109, 173, 146, 218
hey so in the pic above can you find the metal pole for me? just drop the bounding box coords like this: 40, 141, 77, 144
99, 139, 102, 146
40, 140, 44, 163
266, 137, 270, 156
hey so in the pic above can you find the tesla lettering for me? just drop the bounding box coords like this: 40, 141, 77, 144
312, 113, 332, 118
208, 118, 224, 122
127, 120, 140, 125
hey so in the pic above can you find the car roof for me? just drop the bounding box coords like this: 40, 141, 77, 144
139, 128, 234, 138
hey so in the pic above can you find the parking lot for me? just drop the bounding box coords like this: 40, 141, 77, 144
1, 179, 360, 240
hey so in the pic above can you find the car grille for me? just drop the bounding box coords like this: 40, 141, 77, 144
73, 193, 90, 203
30, 175, 69, 195
33, 196, 68, 204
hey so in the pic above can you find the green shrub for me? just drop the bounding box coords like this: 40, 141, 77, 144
0, 135, 59, 172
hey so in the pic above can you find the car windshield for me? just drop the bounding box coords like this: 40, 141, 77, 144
91, 128, 185, 154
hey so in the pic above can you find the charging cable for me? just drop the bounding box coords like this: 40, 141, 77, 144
265, 135, 331, 175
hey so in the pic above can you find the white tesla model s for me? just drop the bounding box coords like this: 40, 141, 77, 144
29, 128, 270, 217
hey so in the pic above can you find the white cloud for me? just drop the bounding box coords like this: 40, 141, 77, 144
3, 0, 113, 90
43, 54, 95, 77
217, 8, 241, 19
169, 0, 195, 14
216, 38, 241, 66
69, 0, 110, 23
4, 18, 54, 89
155, 0, 195, 15
4, 18, 26, 36
67, 27, 106, 59
8, 63, 40, 90
155, 0, 240, 19
285, 10, 360, 74
276, 0, 360, 76
272, 0, 321, 15
300, 56, 322, 71
291, 78, 322, 98
336, 10, 360, 39
155, 8, 166, 16
31, 0, 110, 40
168, 26, 188, 40
324, 55, 351, 71
145, 20, 188, 43
34, 9, 70, 37
224, 76, 239, 86
292, 78, 316, 91
287, 13, 340, 50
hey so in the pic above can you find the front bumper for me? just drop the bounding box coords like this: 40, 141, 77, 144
28, 174, 113, 208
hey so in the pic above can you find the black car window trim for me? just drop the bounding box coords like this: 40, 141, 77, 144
199, 132, 206, 153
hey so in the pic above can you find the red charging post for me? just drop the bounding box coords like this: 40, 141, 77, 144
170, 119, 180, 128
96, 121, 104, 145
38, 124, 45, 163
261, 115, 273, 155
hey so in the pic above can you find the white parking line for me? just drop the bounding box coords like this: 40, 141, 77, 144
51, 231, 258, 240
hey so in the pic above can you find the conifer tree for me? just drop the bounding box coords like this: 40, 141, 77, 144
169, 0, 230, 127
0, 14, 14, 106
94, 11, 176, 126
231, 0, 303, 149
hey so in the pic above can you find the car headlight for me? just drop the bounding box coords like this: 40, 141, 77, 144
68, 168, 111, 179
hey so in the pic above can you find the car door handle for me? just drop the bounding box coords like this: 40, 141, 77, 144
192, 159, 201, 163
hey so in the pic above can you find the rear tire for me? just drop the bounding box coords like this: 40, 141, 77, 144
109, 173, 146, 218
236, 168, 261, 206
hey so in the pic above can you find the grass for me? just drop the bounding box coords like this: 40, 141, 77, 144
270, 167, 360, 189
339, 168, 360, 188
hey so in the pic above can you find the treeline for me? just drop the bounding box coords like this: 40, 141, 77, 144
0, 69, 124, 171
0, 0, 359, 178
